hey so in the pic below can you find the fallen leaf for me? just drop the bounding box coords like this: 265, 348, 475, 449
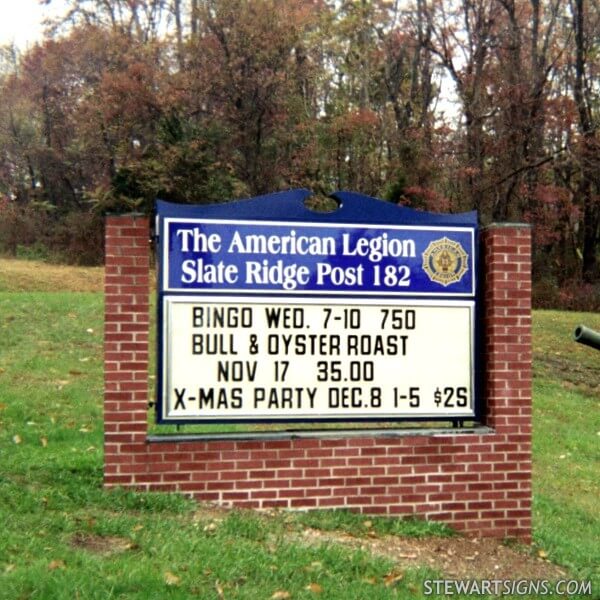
48, 559, 66, 570
538, 549, 548, 559
0, 402, 7, 410
304, 560, 322, 572
305, 583, 323, 594
79, 426, 91, 433
271, 591, 291, 599
203, 522, 218, 533
363, 520, 373, 529
4, 564, 15, 573
40, 437, 48, 448
215, 580, 225, 599
383, 571, 404, 587
132, 524, 144, 532
164, 571, 180, 586
13, 435, 21, 444
86, 328, 94, 334
69, 370, 83, 376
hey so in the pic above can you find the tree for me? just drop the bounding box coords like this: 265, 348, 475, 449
0, 0, 596, 283
181, 0, 324, 195
570, 0, 600, 281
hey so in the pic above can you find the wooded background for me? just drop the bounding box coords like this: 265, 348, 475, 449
0, 0, 599, 308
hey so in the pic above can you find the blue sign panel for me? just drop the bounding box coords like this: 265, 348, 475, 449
156, 190, 479, 425
162, 219, 475, 297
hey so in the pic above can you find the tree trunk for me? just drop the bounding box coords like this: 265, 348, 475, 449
573, 0, 599, 281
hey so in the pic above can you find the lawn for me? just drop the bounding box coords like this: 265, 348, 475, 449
0, 259, 598, 599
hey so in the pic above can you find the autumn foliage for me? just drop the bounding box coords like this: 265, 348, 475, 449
0, 0, 598, 306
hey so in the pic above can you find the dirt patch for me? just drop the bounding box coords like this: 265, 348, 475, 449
70, 533, 137, 555
533, 352, 600, 394
194, 506, 571, 581
298, 528, 569, 580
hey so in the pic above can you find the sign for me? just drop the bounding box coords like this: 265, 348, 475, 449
156, 190, 479, 424
161, 219, 475, 296
162, 296, 474, 421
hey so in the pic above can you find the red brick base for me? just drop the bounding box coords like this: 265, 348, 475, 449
104, 217, 532, 541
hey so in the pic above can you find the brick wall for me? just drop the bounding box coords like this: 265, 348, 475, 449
104, 217, 532, 541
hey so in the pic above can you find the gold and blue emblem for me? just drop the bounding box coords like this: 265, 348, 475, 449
422, 237, 469, 286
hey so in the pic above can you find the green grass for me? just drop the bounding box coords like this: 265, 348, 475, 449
0, 289, 449, 599
293, 509, 455, 539
531, 311, 600, 587
0, 265, 599, 598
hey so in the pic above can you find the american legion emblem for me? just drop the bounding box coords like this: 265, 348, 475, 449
422, 237, 469, 286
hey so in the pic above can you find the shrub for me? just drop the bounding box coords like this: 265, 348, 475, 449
0, 198, 104, 265
51, 210, 104, 266
0, 199, 53, 257
533, 276, 600, 312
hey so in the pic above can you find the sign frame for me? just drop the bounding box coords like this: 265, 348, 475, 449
155, 189, 481, 425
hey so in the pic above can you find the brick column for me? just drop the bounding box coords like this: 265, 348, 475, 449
481, 224, 532, 540
104, 215, 150, 486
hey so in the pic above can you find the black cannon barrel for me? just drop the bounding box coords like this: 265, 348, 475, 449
573, 325, 600, 351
